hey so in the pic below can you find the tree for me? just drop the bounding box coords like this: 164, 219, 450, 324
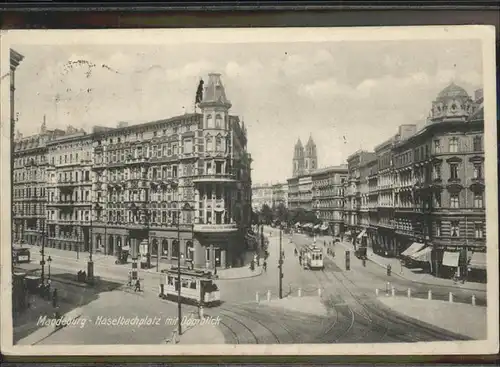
260, 204, 273, 224
272, 203, 288, 224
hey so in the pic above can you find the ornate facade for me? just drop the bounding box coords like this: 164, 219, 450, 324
392, 84, 485, 275
15, 73, 253, 270
12, 119, 66, 245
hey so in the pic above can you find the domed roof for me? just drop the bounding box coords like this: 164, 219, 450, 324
437, 82, 470, 100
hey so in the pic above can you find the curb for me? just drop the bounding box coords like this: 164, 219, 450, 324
217, 268, 264, 281
329, 240, 485, 293
366, 255, 486, 293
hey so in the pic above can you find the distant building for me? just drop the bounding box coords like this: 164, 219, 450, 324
252, 183, 274, 212
271, 182, 288, 208
311, 165, 348, 235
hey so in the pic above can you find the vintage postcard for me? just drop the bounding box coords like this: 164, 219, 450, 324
1, 26, 498, 356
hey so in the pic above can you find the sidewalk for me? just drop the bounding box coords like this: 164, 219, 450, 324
16, 306, 84, 345
379, 296, 487, 340
28, 244, 264, 281
316, 235, 487, 292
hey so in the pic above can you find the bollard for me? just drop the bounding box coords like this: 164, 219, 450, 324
267, 290, 271, 302
428, 290, 432, 300
318, 288, 322, 297
256, 292, 260, 303
472, 294, 476, 306
407, 288, 411, 298
375, 288, 379, 296
391, 287, 395, 297
449, 292, 453, 303
198, 305, 204, 319
298, 288, 302, 297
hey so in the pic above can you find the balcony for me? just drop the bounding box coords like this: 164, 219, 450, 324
55, 181, 79, 188
192, 173, 237, 184
193, 223, 238, 233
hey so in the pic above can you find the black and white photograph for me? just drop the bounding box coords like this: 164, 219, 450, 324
1, 26, 498, 356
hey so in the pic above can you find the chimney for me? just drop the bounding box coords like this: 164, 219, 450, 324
398, 124, 417, 141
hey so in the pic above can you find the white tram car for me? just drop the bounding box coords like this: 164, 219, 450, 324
159, 267, 220, 307
303, 245, 324, 270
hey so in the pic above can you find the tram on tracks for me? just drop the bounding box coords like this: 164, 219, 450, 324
302, 245, 324, 270
158, 266, 221, 307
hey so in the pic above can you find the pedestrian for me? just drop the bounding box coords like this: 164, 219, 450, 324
256, 256, 260, 267
134, 279, 141, 292
299, 255, 302, 266
263, 260, 267, 272
52, 288, 58, 308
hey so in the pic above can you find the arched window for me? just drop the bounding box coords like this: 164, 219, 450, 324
206, 114, 213, 128
206, 136, 213, 151
161, 239, 168, 257
172, 240, 179, 258
215, 114, 222, 129
216, 136, 222, 151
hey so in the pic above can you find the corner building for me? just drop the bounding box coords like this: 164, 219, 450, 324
392, 84, 485, 276
91, 73, 252, 269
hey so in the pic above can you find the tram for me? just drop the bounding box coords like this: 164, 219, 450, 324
303, 245, 324, 270
159, 267, 220, 307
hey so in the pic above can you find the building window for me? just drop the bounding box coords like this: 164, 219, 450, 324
449, 163, 458, 180
450, 220, 460, 237
184, 139, 193, 154
473, 136, 482, 152
206, 114, 213, 129
215, 137, 222, 151
215, 114, 222, 129
206, 136, 213, 151
433, 192, 441, 208
434, 139, 441, 153
474, 193, 483, 208
474, 223, 483, 239
450, 194, 460, 208
433, 164, 441, 180
449, 137, 459, 153
473, 163, 483, 179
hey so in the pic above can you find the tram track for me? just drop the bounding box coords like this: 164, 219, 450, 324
220, 306, 297, 343
216, 308, 282, 344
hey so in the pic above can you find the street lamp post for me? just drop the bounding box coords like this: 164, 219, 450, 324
40, 217, 46, 284
47, 256, 52, 279
279, 226, 283, 299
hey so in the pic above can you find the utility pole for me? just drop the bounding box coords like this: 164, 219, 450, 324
40, 216, 46, 283
279, 226, 283, 299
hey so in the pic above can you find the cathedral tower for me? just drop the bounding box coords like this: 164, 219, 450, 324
293, 138, 304, 177
304, 134, 317, 173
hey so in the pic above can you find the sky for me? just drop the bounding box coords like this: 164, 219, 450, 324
11, 39, 482, 184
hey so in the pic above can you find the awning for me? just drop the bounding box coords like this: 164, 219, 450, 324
409, 247, 432, 262
313, 224, 320, 230
345, 231, 351, 236
121, 245, 130, 251
357, 229, 367, 239
295, 222, 301, 227
442, 251, 460, 267
401, 242, 425, 257
320, 224, 329, 231
469, 251, 487, 270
